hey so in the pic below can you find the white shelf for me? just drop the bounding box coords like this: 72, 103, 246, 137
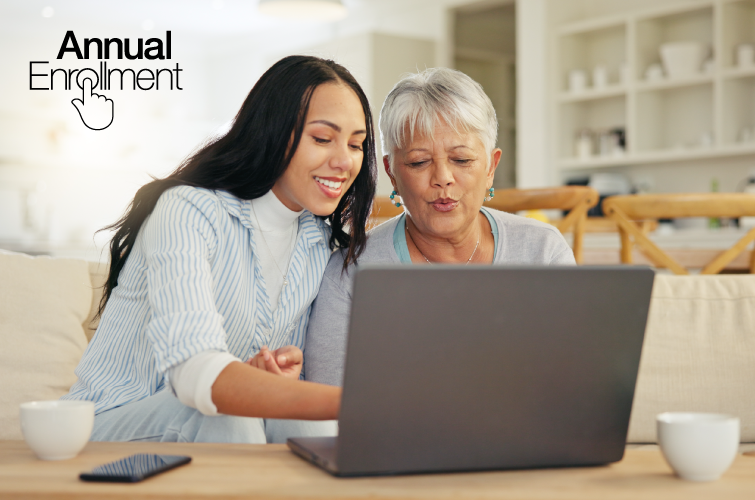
558, 2, 713, 36
634, 1, 715, 23
635, 73, 714, 91
559, 85, 627, 102
558, 17, 626, 36
722, 66, 755, 79
559, 142, 755, 170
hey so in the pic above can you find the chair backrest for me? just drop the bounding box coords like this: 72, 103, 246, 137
484, 186, 598, 213
602, 193, 755, 275
484, 186, 599, 264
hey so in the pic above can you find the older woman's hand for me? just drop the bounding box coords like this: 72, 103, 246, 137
245, 345, 303, 380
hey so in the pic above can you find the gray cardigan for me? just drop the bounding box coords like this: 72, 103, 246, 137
303, 208, 576, 386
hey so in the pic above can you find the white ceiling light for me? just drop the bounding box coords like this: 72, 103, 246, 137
258, 0, 347, 21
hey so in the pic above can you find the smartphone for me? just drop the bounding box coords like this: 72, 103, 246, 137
79, 454, 191, 483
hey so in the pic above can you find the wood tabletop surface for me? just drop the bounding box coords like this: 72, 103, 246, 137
2, 441, 755, 499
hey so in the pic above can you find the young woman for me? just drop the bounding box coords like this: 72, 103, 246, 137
63, 55, 376, 444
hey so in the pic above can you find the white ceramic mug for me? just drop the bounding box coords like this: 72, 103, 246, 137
592, 65, 608, 89
659, 42, 706, 78
20, 400, 95, 460
645, 63, 664, 82
657, 412, 739, 482
568, 69, 587, 92
739, 126, 753, 143
737, 44, 755, 68
702, 58, 715, 74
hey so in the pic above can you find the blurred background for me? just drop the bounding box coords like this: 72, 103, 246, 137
1, 0, 755, 264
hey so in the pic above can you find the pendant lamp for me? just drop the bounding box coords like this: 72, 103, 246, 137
258, 0, 348, 21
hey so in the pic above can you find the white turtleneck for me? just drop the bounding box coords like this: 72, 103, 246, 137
248, 189, 303, 310
168, 189, 303, 416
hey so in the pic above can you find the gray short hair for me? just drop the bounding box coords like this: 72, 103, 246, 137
379, 67, 498, 161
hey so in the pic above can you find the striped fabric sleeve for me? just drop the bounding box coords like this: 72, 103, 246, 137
294, 304, 312, 380
140, 188, 230, 375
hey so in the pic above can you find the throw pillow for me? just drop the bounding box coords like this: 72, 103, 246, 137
0, 250, 92, 440
627, 274, 755, 443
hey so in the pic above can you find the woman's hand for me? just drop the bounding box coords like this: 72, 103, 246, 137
245, 345, 303, 380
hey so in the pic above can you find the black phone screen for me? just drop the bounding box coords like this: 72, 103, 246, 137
79, 454, 191, 483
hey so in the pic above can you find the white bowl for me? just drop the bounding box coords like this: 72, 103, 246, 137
659, 42, 707, 78
657, 412, 739, 481
19, 400, 94, 460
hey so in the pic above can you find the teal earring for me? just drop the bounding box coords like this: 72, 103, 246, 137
484, 187, 495, 202
390, 190, 402, 207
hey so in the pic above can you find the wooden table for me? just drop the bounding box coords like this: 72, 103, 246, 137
2, 441, 755, 499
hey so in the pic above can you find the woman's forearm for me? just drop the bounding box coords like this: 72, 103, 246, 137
211, 361, 341, 420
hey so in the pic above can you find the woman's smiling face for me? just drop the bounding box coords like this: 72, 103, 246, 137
272, 82, 367, 216
387, 120, 501, 239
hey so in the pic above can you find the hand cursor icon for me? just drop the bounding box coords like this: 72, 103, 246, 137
72, 70, 114, 130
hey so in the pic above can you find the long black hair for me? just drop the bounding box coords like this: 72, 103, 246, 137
96, 55, 377, 319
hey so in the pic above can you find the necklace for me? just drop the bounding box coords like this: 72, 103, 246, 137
405, 223, 480, 265
251, 201, 297, 287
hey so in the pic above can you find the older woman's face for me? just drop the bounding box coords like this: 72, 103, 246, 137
386, 120, 501, 239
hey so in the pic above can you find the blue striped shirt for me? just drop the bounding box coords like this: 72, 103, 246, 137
64, 186, 332, 414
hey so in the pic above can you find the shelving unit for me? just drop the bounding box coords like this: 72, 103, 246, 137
554, 0, 755, 171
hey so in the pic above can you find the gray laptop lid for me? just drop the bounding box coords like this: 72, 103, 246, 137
334, 265, 654, 476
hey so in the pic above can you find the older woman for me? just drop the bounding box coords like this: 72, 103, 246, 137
304, 67, 575, 387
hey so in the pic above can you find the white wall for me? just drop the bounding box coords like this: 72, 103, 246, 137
516, 0, 550, 188
0, 25, 218, 256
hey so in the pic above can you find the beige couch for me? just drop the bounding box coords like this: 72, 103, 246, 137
1, 249, 754, 449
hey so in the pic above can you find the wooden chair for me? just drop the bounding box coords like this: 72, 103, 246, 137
368, 196, 405, 230
483, 186, 599, 264
602, 193, 755, 275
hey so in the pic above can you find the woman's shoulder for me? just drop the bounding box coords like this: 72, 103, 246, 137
156, 187, 261, 227
145, 187, 229, 244
156, 186, 223, 214
367, 214, 402, 241
322, 214, 402, 281
361, 214, 402, 261
484, 207, 575, 264
144, 186, 224, 235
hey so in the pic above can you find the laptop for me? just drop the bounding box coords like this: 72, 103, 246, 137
288, 265, 655, 477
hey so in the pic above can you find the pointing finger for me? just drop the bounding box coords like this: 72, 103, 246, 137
82, 78, 93, 102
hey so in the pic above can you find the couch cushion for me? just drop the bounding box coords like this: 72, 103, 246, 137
627, 274, 755, 443
0, 250, 92, 440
